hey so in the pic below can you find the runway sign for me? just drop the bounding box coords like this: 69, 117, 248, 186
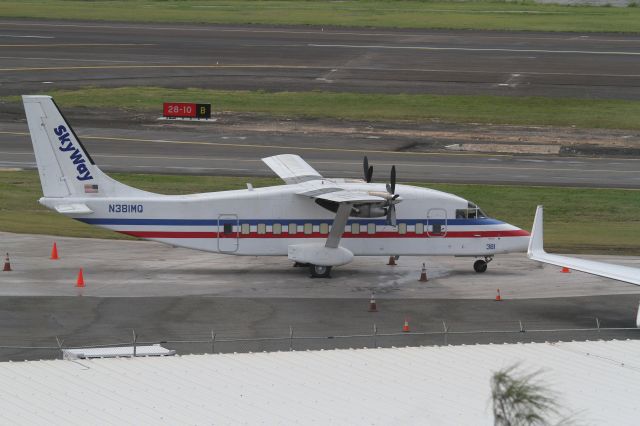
163, 102, 211, 119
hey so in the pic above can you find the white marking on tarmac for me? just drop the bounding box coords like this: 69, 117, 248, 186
308, 43, 640, 56
0, 34, 54, 39
316, 68, 338, 83
499, 73, 522, 88
0, 56, 141, 63
0, 43, 155, 48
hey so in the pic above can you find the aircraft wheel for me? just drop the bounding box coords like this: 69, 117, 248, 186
473, 259, 488, 273
310, 264, 332, 278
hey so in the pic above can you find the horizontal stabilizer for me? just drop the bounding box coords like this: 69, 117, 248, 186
53, 203, 93, 215
528, 205, 640, 285
262, 154, 323, 184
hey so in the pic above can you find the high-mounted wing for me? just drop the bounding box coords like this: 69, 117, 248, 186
262, 154, 323, 184
297, 185, 386, 203
528, 206, 640, 285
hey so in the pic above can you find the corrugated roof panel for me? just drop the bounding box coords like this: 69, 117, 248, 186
0, 340, 639, 425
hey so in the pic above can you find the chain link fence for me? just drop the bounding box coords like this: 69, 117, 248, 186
2, 319, 639, 361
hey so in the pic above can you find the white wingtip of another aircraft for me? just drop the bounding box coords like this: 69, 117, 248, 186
527, 205, 640, 286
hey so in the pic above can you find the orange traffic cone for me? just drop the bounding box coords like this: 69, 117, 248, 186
561, 267, 570, 273
402, 317, 410, 332
387, 256, 397, 266
76, 268, 85, 288
495, 289, 502, 302
419, 263, 428, 282
50, 242, 59, 260
3, 253, 11, 272
368, 293, 377, 312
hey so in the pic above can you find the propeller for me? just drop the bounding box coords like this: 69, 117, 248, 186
385, 165, 400, 226
363, 156, 373, 183
362, 157, 400, 226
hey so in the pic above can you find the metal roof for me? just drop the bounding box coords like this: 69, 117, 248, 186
1, 339, 638, 425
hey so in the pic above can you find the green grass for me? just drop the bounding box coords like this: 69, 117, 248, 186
2, 171, 638, 254
1, 1, 639, 33
6, 87, 640, 130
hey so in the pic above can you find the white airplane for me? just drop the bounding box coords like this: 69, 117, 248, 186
23, 95, 530, 277
528, 205, 640, 285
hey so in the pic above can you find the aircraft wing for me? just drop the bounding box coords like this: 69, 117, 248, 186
297, 185, 386, 203
528, 205, 640, 286
262, 154, 323, 184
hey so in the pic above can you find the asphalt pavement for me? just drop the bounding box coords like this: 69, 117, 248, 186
1, 20, 640, 99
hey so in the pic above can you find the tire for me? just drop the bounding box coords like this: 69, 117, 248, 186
310, 264, 332, 278
473, 259, 488, 273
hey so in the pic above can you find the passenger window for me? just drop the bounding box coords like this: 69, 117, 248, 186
433, 224, 442, 234
367, 223, 376, 234
416, 223, 424, 234
320, 223, 329, 234
257, 224, 266, 235
304, 223, 313, 235
241, 223, 250, 235
273, 223, 282, 235
351, 223, 360, 234
398, 223, 407, 234
288, 223, 297, 235
223, 223, 233, 234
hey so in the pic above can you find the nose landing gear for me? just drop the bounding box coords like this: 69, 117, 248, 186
473, 256, 493, 273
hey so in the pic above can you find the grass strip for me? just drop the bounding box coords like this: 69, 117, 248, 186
1, 170, 638, 254
1, 1, 639, 33
6, 87, 640, 130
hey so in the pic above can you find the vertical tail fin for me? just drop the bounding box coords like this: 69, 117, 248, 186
22, 95, 153, 198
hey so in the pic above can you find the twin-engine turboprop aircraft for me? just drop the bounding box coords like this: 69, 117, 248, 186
23, 95, 530, 277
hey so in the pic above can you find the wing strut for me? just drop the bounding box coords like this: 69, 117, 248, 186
326, 203, 352, 249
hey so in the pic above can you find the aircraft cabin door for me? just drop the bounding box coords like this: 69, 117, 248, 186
427, 208, 447, 237
217, 214, 239, 253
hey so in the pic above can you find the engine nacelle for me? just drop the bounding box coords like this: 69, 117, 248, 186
288, 244, 354, 266
351, 204, 387, 218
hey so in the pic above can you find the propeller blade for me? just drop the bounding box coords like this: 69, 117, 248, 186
367, 166, 373, 183
390, 165, 396, 194
386, 204, 397, 226
363, 156, 369, 182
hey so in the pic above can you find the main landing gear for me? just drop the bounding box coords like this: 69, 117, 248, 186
310, 264, 332, 278
473, 256, 493, 273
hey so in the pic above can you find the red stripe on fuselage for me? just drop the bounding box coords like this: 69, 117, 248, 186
118, 230, 530, 239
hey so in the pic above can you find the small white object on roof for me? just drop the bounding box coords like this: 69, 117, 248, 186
62, 344, 175, 359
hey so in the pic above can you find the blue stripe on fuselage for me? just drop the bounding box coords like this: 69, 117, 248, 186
76, 218, 504, 226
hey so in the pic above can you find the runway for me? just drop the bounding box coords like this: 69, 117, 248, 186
1, 117, 639, 187
1, 20, 640, 99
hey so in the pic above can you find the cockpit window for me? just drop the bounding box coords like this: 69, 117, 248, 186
456, 202, 488, 219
